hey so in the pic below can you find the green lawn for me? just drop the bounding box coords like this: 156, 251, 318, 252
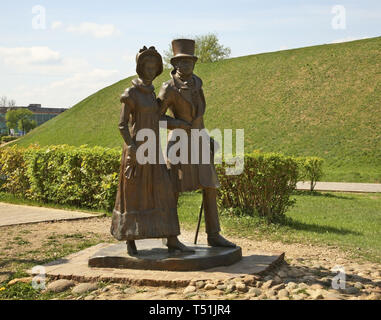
1, 190, 380, 263
15, 37, 381, 183
178, 191, 381, 263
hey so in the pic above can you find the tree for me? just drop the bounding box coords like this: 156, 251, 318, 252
0, 96, 16, 107
5, 109, 19, 132
163, 33, 231, 67
19, 118, 37, 134
0, 96, 7, 107
5, 109, 34, 135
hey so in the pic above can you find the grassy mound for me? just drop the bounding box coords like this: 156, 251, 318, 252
16, 37, 381, 182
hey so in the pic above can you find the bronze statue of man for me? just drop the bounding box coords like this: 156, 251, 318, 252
158, 39, 236, 248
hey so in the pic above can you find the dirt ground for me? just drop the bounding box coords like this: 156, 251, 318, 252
1, 217, 380, 300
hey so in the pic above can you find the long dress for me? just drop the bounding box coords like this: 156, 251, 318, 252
110, 79, 181, 241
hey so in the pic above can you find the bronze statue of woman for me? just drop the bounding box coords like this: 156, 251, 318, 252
110, 46, 194, 255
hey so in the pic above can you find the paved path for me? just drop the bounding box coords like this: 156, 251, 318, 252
297, 182, 381, 193
0, 203, 103, 227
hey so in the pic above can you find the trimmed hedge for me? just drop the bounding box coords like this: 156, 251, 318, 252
0, 145, 120, 211
0, 145, 30, 195
216, 151, 299, 221
0, 145, 323, 219
1, 136, 18, 143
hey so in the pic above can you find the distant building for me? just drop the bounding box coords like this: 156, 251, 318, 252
0, 104, 67, 135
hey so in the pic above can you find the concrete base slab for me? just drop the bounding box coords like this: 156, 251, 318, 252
88, 240, 243, 271
29, 243, 285, 287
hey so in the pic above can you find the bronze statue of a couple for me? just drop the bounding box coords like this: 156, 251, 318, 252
110, 39, 235, 255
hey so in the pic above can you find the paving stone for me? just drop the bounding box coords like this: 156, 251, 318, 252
354, 282, 364, 290
158, 290, 177, 297
298, 282, 308, 290
262, 280, 273, 290
277, 270, 288, 278
248, 288, 262, 297
226, 284, 236, 293
204, 283, 216, 290
236, 283, 247, 293
183, 286, 196, 294
325, 292, 343, 300
310, 283, 324, 290
272, 283, 286, 291
47, 279, 75, 293
366, 293, 381, 300
123, 288, 136, 295
278, 289, 289, 298
308, 290, 324, 300
267, 289, 276, 297
302, 275, 316, 282
273, 276, 283, 284
7, 277, 32, 286
343, 287, 360, 295
242, 275, 257, 285
286, 282, 298, 290
72, 283, 98, 295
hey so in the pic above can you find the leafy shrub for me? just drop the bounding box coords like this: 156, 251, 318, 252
1, 136, 18, 143
0, 145, 31, 195
1, 145, 320, 218
216, 151, 299, 221
0, 145, 121, 211
24, 145, 121, 210
297, 156, 324, 191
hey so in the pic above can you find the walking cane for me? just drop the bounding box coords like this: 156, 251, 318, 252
194, 199, 204, 245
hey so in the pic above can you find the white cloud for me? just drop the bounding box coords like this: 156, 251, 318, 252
51, 21, 63, 30
0, 46, 93, 76
122, 53, 135, 63
0, 45, 123, 108
0, 47, 62, 66
66, 22, 120, 38
9, 68, 121, 108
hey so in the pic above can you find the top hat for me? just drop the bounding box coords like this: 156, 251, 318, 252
136, 46, 163, 78
170, 39, 198, 65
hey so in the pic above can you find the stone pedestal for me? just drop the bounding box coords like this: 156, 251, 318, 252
28, 242, 285, 287
88, 239, 242, 271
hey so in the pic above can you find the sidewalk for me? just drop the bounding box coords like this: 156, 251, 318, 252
0, 203, 103, 227
296, 182, 381, 193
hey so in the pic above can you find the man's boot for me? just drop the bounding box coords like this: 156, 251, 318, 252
207, 232, 236, 248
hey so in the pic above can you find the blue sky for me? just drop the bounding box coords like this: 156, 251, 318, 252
0, 0, 380, 108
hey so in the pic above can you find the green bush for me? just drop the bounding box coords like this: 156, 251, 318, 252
297, 156, 324, 191
1, 145, 319, 218
0, 145, 31, 195
25, 145, 121, 211
216, 151, 299, 221
0, 145, 121, 211
1, 136, 18, 143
